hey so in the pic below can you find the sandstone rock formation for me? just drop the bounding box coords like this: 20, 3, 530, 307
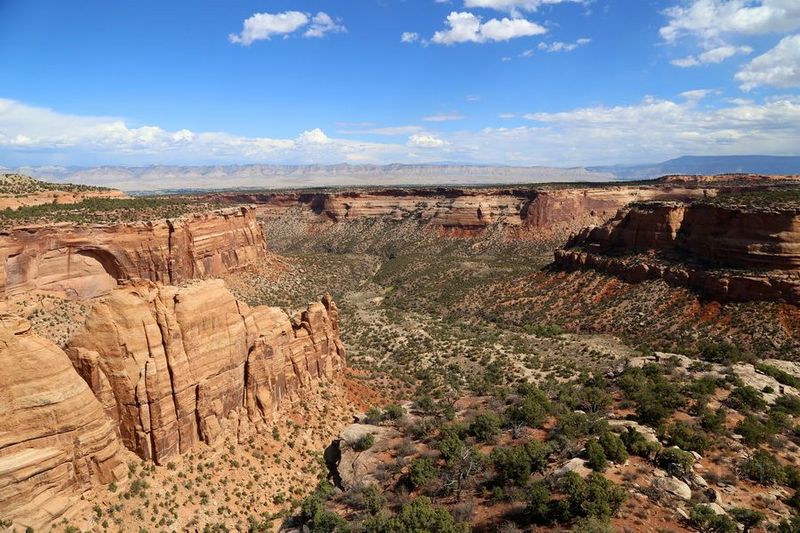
555, 201, 800, 304
208, 185, 709, 237
0, 316, 128, 529
0, 173, 126, 211
66, 279, 346, 464
0, 207, 267, 300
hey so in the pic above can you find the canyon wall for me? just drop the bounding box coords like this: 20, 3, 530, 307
0, 206, 267, 300
555, 202, 800, 304
66, 279, 346, 465
207, 186, 709, 237
0, 316, 128, 528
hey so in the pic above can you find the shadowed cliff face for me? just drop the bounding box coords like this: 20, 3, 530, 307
66, 279, 346, 464
556, 202, 800, 304
0, 207, 267, 300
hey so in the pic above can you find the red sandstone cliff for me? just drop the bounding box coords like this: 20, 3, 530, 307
555, 201, 800, 304
0, 316, 129, 529
0, 206, 267, 300
66, 279, 346, 464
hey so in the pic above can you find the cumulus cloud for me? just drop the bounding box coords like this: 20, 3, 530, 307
464, 0, 587, 13
423, 112, 465, 122
2, 96, 800, 167
671, 44, 753, 67
735, 34, 800, 89
401, 32, 420, 43
408, 134, 447, 148
430, 11, 547, 45
229, 11, 344, 45
660, 0, 800, 43
537, 37, 591, 52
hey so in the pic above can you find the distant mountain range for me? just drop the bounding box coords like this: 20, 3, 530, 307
4, 155, 799, 191
590, 155, 800, 181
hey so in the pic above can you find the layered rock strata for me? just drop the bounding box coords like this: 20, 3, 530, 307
555, 202, 800, 304
208, 186, 709, 235
66, 279, 346, 464
0, 316, 128, 529
0, 207, 266, 299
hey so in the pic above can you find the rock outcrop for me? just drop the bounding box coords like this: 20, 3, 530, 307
555, 201, 800, 304
0, 207, 267, 300
0, 316, 128, 529
66, 279, 346, 464
209, 185, 709, 237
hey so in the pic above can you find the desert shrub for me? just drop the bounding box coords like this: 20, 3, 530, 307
774, 394, 800, 416
506, 395, 548, 429
572, 516, 615, 533
468, 412, 502, 442
299, 481, 348, 533
383, 404, 406, 421
343, 483, 385, 515
525, 480, 553, 524
415, 396, 436, 414
734, 415, 775, 446
578, 386, 612, 414
618, 364, 685, 426
727, 386, 767, 412
353, 434, 376, 452
688, 376, 721, 398
364, 407, 383, 425
523, 440, 554, 473
656, 447, 695, 477
699, 408, 727, 433
561, 472, 626, 520
690, 504, 737, 533
585, 440, 607, 472
729, 507, 765, 533
408, 457, 438, 490
383, 496, 468, 533
739, 450, 786, 485
698, 340, 742, 364
664, 421, 711, 453
755, 363, 800, 388
597, 432, 628, 463
437, 432, 465, 465
491, 446, 532, 485
620, 427, 660, 459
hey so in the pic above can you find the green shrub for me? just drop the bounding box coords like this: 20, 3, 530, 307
698, 340, 742, 364
734, 415, 775, 447
525, 480, 553, 524
729, 507, 765, 533
691, 504, 737, 533
656, 447, 695, 477
597, 432, 629, 463
468, 412, 502, 442
727, 386, 767, 412
353, 433, 376, 452
755, 363, 800, 388
383, 404, 406, 421
774, 395, 800, 416
408, 457, 438, 490
585, 440, 607, 472
739, 450, 786, 485
491, 446, 532, 485
620, 427, 660, 459
699, 408, 727, 433
664, 420, 711, 453
384, 496, 468, 533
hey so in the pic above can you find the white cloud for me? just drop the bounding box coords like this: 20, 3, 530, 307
303, 12, 346, 38
229, 11, 344, 45
2, 96, 800, 167
423, 112, 465, 122
671, 44, 753, 67
408, 134, 447, 148
660, 0, 800, 43
735, 34, 800, 89
464, 0, 586, 13
537, 37, 591, 52
430, 11, 547, 45
401, 32, 420, 43
499, 113, 517, 118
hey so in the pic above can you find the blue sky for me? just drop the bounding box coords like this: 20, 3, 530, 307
0, 0, 798, 167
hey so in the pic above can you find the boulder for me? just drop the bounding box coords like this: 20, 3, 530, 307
652, 476, 692, 501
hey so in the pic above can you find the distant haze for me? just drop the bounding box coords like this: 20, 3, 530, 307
5, 155, 800, 192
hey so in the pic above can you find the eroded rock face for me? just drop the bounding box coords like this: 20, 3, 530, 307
0, 207, 267, 300
66, 279, 346, 464
0, 316, 127, 529
209, 186, 708, 237
555, 202, 800, 304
